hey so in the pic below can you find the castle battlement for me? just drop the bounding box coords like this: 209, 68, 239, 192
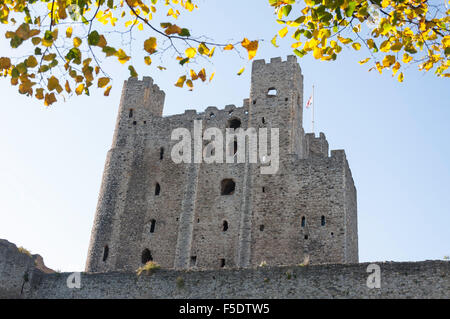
86, 56, 358, 273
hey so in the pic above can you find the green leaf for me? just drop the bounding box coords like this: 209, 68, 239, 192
282, 5, 292, 17
345, 1, 356, 17
88, 31, 100, 46
179, 57, 189, 65
179, 28, 190, 37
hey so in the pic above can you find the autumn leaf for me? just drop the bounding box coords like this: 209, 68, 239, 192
185, 47, 197, 58
175, 75, 186, 87
144, 37, 157, 54
75, 84, 84, 95
104, 86, 112, 96
359, 58, 370, 65
0, 57, 11, 69
241, 38, 259, 60
44, 93, 57, 106
98, 77, 110, 88
198, 68, 206, 81
115, 49, 131, 64
278, 27, 288, 38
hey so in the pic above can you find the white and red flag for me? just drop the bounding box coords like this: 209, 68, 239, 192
305, 95, 313, 109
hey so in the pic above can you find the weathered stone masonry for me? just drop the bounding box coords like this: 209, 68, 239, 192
1, 239, 449, 299
85, 55, 358, 273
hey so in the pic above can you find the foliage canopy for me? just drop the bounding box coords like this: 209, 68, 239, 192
0, 0, 448, 105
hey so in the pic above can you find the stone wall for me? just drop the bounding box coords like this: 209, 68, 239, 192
1, 239, 448, 299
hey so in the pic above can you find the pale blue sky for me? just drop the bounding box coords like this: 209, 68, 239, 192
0, 1, 449, 271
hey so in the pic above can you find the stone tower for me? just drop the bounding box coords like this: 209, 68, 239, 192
85, 56, 358, 273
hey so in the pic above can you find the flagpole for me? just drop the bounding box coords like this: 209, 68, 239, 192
312, 85, 315, 134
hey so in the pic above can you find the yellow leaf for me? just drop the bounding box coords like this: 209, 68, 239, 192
175, 75, 186, 87
115, 49, 130, 64
209, 72, 215, 82
352, 43, 361, 51
382, 55, 396, 67
198, 43, 210, 55
186, 79, 193, 89
241, 38, 259, 60
185, 47, 197, 58
98, 77, 110, 88
208, 46, 215, 58
104, 85, 112, 96
376, 62, 383, 74
66, 27, 73, 38
237, 67, 245, 75
358, 58, 370, 65
402, 53, 412, 63
379, 40, 391, 52
337, 36, 352, 44
73, 37, 82, 47
75, 83, 84, 95
291, 42, 302, 49
157, 66, 166, 70
224, 44, 234, 50
278, 27, 288, 38
198, 68, 206, 81
313, 47, 322, 59
398, 72, 404, 82
144, 37, 157, 54
144, 56, 152, 65
392, 62, 400, 75
271, 35, 279, 48
190, 69, 198, 80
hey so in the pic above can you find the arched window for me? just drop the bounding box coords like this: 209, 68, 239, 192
129, 109, 133, 118
301, 216, 306, 228
102, 245, 109, 262
221, 179, 235, 195
160, 147, 164, 160
259, 225, 264, 231
150, 219, 156, 233
141, 249, 153, 264
220, 258, 226, 268
321, 215, 326, 226
222, 220, 228, 232
227, 118, 241, 129
155, 183, 161, 196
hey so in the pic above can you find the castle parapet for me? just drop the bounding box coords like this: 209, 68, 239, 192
305, 132, 329, 158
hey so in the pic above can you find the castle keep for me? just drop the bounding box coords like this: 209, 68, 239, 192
85, 55, 358, 273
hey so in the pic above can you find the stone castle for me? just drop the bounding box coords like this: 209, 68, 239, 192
1, 56, 448, 299
85, 55, 358, 273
